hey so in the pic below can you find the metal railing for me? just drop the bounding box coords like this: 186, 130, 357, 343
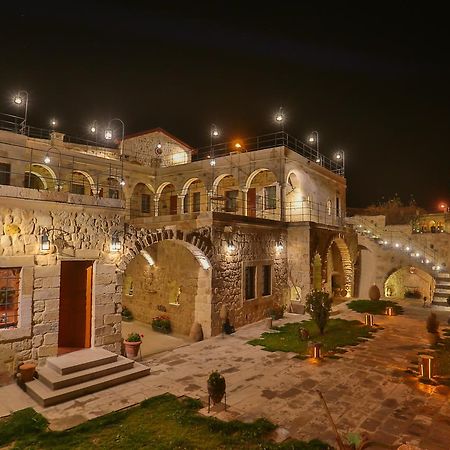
193, 131, 344, 176
350, 216, 447, 270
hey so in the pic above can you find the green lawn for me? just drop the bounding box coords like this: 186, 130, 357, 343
248, 318, 375, 357
0, 394, 330, 449
347, 299, 404, 315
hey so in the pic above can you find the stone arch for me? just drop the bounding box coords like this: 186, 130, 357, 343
130, 182, 154, 218
156, 181, 173, 196
212, 173, 233, 195
245, 168, 278, 189
118, 225, 213, 337
24, 170, 47, 189
71, 170, 96, 195
246, 168, 279, 218
323, 236, 354, 297
383, 265, 435, 299
181, 177, 207, 213
155, 182, 177, 216
31, 163, 58, 187
212, 174, 241, 213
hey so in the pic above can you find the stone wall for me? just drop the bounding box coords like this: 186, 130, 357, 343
122, 240, 201, 336
210, 219, 288, 335
0, 193, 124, 383
384, 266, 434, 299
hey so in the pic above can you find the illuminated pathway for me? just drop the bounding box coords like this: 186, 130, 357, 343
1, 299, 449, 449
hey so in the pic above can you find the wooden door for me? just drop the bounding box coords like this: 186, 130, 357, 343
58, 261, 93, 350
170, 195, 178, 215
247, 188, 256, 217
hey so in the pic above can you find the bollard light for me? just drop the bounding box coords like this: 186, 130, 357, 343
418, 354, 435, 380
385, 306, 395, 316
364, 314, 374, 327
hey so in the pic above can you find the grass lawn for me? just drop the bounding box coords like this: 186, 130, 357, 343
347, 299, 404, 315
248, 318, 376, 357
0, 394, 330, 450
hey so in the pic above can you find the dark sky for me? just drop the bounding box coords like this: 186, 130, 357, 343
2, 2, 449, 210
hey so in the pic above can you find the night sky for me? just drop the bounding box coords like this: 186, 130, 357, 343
2, 2, 449, 210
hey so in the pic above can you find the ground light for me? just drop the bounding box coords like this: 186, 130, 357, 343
364, 314, 374, 326
418, 354, 435, 380
110, 234, 121, 252
385, 306, 395, 316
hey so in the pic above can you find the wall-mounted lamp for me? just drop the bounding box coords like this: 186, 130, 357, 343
227, 241, 236, 252
111, 233, 122, 252
275, 241, 284, 252
40, 233, 50, 251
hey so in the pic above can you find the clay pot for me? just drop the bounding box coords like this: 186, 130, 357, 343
369, 284, 381, 301
189, 322, 204, 342
124, 341, 141, 358
18, 363, 36, 383
207, 377, 226, 404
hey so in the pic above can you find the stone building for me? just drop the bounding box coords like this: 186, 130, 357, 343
0, 123, 355, 382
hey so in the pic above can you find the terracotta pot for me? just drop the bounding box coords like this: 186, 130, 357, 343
369, 284, 381, 301
207, 379, 226, 404
18, 363, 36, 383
124, 340, 141, 358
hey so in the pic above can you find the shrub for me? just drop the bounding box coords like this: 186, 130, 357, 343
305, 290, 332, 335
126, 332, 143, 342
267, 304, 286, 320
426, 312, 439, 334
404, 289, 422, 299
121, 306, 133, 321
152, 315, 171, 333
369, 284, 380, 301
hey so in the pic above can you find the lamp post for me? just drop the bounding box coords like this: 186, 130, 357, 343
105, 118, 125, 186
50, 118, 57, 129
308, 131, 320, 163
13, 90, 29, 134
439, 203, 449, 213
334, 150, 345, 176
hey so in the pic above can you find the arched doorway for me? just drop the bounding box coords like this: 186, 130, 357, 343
246, 169, 279, 219
24, 164, 57, 190
212, 174, 241, 214
130, 182, 154, 218
121, 240, 212, 338
324, 238, 354, 298
156, 183, 177, 216
181, 178, 207, 213
384, 266, 435, 299
70, 170, 95, 195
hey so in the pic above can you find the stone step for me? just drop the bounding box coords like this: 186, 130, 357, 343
435, 288, 450, 295
438, 272, 450, 279
47, 348, 118, 375
436, 281, 450, 287
26, 362, 150, 407
38, 356, 134, 390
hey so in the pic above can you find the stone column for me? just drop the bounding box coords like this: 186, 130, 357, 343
280, 182, 286, 222
241, 187, 248, 216
154, 194, 160, 217
177, 195, 185, 215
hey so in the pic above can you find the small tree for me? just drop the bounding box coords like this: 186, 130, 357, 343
305, 290, 332, 335
426, 312, 439, 334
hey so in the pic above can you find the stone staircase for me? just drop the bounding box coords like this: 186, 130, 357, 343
433, 272, 450, 306
26, 348, 150, 407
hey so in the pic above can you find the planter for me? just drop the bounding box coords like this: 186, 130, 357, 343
152, 324, 171, 334
18, 362, 36, 383
124, 340, 141, 358
207, 378, 226, 404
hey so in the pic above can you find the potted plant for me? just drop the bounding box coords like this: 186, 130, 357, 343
124, 332, 143, 358
207, 370, 226, 404
426, 312, 439, 346
369, 284, 380, 301
152, 315, 171, 334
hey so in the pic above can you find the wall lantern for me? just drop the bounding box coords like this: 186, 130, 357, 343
385, 306, 395, 316
111, 234, 122, 252
227, 241, 236, 252
418, 354, 435, 380
275, 241, 284, 252
40, 233, 50, 251
364, 314, 374, 327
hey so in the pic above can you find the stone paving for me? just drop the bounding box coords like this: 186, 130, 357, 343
1, 299, 449, 449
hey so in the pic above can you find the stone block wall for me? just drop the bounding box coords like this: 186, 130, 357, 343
210, 220, 288, 335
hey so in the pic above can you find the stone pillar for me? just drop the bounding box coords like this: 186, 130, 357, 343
177, 195, 185, 215
241, 187, 248, 216
154, 194, 160, 217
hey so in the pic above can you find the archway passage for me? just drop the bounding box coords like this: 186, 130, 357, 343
130, 182, 153, 218
324, 237, 354, 298
384, 266, 435, 300
246, 169, 278, 219
212, 174, 240, 214
121, 240, 212, 354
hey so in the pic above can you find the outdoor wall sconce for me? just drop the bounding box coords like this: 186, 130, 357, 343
364, 314, 374, 327
418, 354, 435, 380
227, 241, 236, 252
40, 233, 50, 251
110, 233, 122, 252
385, 306, 395, 316
275, 241, 284, 252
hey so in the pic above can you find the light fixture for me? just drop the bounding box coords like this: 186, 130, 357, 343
415, 252, 420, 257
234, 142, 242, 149
364, 314, 374, 327
210, 159, 216, 167
309, 136, 315, 143
425, 259, 430, 264
385, 306, 395, 316
50, 118, 57, 127
335, 153, 342, 160
310, 342, 322, 359
90, 123, 97, 134
227, 241, 236, 252
275, 241, 284, 252
119, 179, 126, 186
315, 156, 321, 164
435, 265, 441, 271
44, 153, 51, 164
40, 233, 50, 251
105, 128, 113, 140
13, 95, 23, 105
405, 246, 410, 251
275, 106, 285, 125
156, 142, 162, 149
110, 234, 121, 252
211, 125, 219, 137
419, 354, 435, 380
140, 250, 155, 266
383, 240, 388, 245
394, 243, 400, 248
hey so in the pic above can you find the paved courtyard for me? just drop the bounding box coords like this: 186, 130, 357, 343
1, 299, 449, 449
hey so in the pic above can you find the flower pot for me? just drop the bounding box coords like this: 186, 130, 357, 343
18, 362, 36, 383
207, 379, 226, 404
124, 340, 141, 358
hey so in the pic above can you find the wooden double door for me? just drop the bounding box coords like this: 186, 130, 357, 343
58, 261, 93, 352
